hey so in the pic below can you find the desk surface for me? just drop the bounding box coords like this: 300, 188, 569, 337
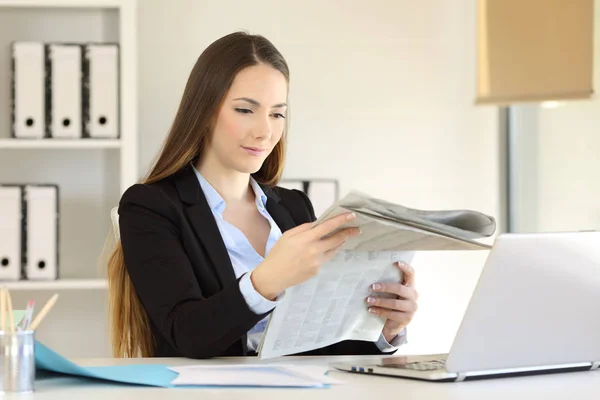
16, 355, 600, 400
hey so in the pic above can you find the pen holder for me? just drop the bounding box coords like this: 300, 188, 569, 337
0, 331, 35, 394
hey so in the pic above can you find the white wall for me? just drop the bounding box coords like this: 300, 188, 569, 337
138, 0, 501, 356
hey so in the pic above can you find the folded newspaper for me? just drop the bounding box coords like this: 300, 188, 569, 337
256, 191, 496, 359
315, 190, 496, 251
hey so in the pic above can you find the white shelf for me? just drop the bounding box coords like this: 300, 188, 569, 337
0, 139, 121, 149
1, 279, 108, 290
0, 0, 125, 8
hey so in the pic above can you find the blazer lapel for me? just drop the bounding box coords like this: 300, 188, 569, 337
173, 168, 299, 288
174, 166, 236, 288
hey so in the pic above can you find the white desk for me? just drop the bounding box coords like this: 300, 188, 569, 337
14, 355, 600, 400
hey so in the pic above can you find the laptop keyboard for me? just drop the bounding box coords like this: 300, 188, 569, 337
382, 358, 446, 371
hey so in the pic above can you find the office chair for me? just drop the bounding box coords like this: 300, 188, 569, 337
110, 207, 120, 242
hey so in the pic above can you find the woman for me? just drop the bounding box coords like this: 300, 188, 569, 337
107, 31, 418, 359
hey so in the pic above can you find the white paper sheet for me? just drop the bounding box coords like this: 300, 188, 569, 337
168, 364, 342, 387
278, 365, 345, 385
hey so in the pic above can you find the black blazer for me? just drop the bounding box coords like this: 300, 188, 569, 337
118, 165, 388, 359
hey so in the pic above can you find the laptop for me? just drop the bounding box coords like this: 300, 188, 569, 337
332, 231, 600, 382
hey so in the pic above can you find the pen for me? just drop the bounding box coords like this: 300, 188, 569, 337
24, 300, 35, 331
1, 288, 5, 332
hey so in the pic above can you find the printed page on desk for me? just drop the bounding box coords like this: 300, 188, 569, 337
258, 251, 412, 359
316, 191, 496, 251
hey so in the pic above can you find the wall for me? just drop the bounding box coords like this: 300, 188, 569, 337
510, 3, 600, 234
137, 0, 501, 355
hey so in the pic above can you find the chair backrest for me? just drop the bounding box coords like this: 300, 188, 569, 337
110, 206, 120, 242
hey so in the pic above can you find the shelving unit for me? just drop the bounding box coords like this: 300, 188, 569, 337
0, 0, 137, 284
0, 0, 137, 357
0, 138, 121, 149
3, 278, 108, 290
0, 0, 126, 6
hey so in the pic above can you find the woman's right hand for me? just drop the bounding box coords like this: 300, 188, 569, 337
251, 212, 361, 300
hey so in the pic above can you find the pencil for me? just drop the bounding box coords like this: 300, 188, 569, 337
29, 293, 59, 331
5, 289, 15, 333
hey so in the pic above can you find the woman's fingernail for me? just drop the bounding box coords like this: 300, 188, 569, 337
397, 261, 406, 266
367, 296, 376, 304
372, 283, 382, 290
346, 213, 356, 220
368, 307, 377, 314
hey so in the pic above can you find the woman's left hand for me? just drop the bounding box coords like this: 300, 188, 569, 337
366, 261, 419, 343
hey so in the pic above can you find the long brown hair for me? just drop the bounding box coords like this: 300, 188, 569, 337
107, 31, 290, 357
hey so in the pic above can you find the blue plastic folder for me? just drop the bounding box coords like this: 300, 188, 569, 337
33, 342, 329, 388
34, 341, 178, 387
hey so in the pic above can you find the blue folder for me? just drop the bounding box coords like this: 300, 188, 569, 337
34, 341, 178, 387
34, 341, 327, 388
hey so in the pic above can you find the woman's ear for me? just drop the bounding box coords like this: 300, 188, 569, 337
206, 111, 219, 139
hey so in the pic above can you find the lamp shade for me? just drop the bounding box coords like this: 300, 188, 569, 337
476, 0, 594, 104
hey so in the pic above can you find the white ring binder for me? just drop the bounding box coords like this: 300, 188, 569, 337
23, 185, 59, 281
83, 43, 120, 139
46, 43, 83, 139
0, 186, 24, 281
11, 42, 46, 139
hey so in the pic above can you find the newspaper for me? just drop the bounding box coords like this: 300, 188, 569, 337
315, 190, 496, 251
257, 191, 496, 359
257, 251, 412, 359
